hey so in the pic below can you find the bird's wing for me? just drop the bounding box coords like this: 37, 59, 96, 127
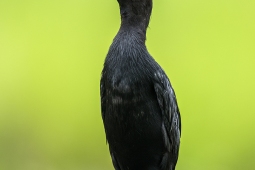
100, 74, 110, 146
100, 76, 106, 121
100, 75, 122, 170
153, 71, 181, 168
109, 149, 122, 170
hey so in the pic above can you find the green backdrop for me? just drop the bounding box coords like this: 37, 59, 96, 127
0, 0, 255, 170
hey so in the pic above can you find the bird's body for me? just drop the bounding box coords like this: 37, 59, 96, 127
100, 1, 181, 170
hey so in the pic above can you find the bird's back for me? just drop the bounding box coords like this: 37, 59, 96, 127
101, 52, 164, 170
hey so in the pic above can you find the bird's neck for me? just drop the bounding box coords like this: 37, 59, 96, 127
118, 1, 153, 43
118, 26, 147, 44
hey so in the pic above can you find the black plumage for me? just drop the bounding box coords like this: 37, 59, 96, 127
100, 0, 181, 170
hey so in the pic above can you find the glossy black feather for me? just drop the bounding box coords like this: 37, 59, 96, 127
100, 1, 181, 170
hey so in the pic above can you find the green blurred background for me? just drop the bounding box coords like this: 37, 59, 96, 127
0, 0, 255, 170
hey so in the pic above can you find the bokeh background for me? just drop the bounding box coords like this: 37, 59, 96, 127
0, 0, 255, 170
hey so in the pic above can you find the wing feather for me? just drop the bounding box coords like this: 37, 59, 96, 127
154, 71, 181, 168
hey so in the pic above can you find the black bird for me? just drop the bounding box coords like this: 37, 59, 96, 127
100, 0, 181, 170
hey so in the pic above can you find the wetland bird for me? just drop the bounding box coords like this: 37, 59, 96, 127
100, 0, 181, 170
